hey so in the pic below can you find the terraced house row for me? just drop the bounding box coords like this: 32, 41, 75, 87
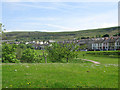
92, 37, 120, 51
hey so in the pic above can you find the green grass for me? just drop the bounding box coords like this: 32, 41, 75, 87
2, 63, 118, 88
77, 51, 118, 64
35, 50, 118, 64
2, 51, 118, 88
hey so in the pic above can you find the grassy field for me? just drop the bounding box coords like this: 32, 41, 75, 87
2, 63, 118, 88
77, 51, 118, 64
2, 51, 118, 88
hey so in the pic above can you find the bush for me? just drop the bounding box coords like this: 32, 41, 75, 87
102, 34, 109, 37
46, 43, 79, 63
2, 44, 20, 63
21, 48, 40, 63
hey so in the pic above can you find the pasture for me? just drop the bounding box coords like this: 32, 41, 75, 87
2, 51, 118, 88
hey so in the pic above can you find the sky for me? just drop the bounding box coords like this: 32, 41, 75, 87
1, 0, 118, 32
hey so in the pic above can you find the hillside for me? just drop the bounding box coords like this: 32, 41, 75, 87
3, 26, 119, 41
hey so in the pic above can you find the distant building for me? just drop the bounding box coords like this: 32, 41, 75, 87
39, 41, 43, 45
115, 38, 120, 50
92, 39, 104, 50
49, 40, 56, 43
25, 42, 29, 44
92, 37, 120, 51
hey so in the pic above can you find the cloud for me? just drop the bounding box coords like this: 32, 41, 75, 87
3, 1, 117, 32
5, 9, 117, 32
44, 24, 74, 30
101, 23, 117, 28
10, 17, 60, 22
3, 0, 119, 2
23, 17, 60, 22
3, 0, 22, 2
8, 3, 58, 10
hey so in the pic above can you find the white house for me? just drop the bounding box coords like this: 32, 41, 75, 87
115, 38, 120, 50
25, 42, 29, 44
40, 41, 44, 45
49, 40, 55, 43
92, 39, 104, 50
92, 37, 120, 51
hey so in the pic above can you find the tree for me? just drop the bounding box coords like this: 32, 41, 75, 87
0, 23, 7, 40
2, 44, 20, 63
77, 37, 80, 40
113, 33, 120, 36
98, 35, 102, 38
86, 37, 89, 39
62, 43, 78, 62
96, 35, 99, 38
16, 47, 22, 59
102, 34, 109, 37
46, 43, 63, 62
46, 42, 79, 63
96, 35, 102, 38
26, 44, 34, 49
21, 48, 40, 63
81, 37, 86, 39
118, 33, 120, 36
79, 44, 87, 50
81, 37, 89, 39
18, 44, 26, 49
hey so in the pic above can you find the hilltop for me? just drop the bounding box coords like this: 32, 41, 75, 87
3, 26, 119, 41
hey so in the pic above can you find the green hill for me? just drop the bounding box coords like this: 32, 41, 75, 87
3, 26, 119, 41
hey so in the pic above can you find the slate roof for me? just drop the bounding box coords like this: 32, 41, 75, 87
93, 39, 104, 43
103, 38, 110, 43
92, 37, 120, 44
102, 37, 119, 43
78, 39, 94, 44
116, 37, 120, 43
109, 38, 118, 43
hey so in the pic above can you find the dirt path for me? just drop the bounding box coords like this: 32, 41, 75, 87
76, 58, 100, 64
81, 59, 100, 64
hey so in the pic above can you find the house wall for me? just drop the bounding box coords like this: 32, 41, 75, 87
115, 41, 120, 49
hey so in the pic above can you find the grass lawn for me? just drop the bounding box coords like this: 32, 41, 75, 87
77, 51, 118, 64
2, 51, 118, 88
2, 63, 118, 88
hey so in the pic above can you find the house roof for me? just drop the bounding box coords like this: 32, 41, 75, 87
102, 38, 110, 43
116, 37, 120, 43
93, 39, 104, 43
77, 39, 94, 44
109, 38, 118, 43
102, 37, 119, 43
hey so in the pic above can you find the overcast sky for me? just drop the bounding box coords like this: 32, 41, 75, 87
1, 0, 118, 32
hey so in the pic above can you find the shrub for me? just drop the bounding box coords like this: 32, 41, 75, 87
21, 48, 40, 63
46, 43, 79, 62
2, 44, 20, 63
